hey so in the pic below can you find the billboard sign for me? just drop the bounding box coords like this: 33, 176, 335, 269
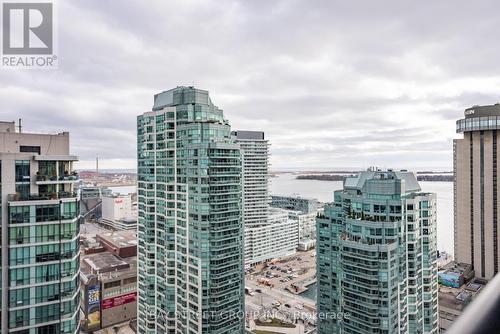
102, 292, 137, 310
87, 285, 101, 327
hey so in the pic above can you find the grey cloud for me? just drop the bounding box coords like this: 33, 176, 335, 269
2, 0, 500, 169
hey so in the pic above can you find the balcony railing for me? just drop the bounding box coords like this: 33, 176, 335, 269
8, 191, 78, 202
447, 272, 500, 334
36, 172, 79, 182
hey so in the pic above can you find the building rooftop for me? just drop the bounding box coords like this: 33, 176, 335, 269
82, 252, 130, 274
0, 121, 15, 132
344, 169, 421, 194
271, 194, 318, 202
464, 104, 500, 118
232, 130, 265, 140
97, 230, 137, 249
152, 86, 212, 110
457, 104, 500, 133
439, 280, 485, 311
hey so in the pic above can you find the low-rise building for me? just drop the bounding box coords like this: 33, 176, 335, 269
439, 279, 484, 332
271, 194, 319, 214
80, 185, 112, 222
97, 230, 137, 258
438, 261, 481, 332
271, 195, 320, 246
100, 194, 137, 230
80, 231, 137, 332
286, 209, 317, 243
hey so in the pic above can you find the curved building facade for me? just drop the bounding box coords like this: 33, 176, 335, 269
317, 170, 439, 334
454, 104, 500, 279
137, 87, 244, 334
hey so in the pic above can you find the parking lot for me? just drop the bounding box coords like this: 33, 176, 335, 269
247, 249, 317, 293
244, 249, 318, 333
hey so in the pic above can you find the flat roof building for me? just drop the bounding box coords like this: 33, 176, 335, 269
96, 230, 137, 258
80, 252, 137, 332
100, 194, 137, 231
0, 121, 80, 334
271, 194, 319, 214
438, 262, 484, 332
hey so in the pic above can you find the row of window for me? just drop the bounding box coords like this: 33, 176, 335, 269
9, 240, 79, 265
9, 258, 79, 287
9, 296, 79, 329
9, 222, 78, 245
9, 202, 78, 224
9, 276, 79, 307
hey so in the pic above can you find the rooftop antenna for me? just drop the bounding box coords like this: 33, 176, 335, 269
18, 118, 22, 133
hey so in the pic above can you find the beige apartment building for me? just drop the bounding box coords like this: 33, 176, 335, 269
454, 104, 500, 280
0, 120, 80, 334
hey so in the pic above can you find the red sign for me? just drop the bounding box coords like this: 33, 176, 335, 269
115, 199, 124, 204
102, 292, 137, 310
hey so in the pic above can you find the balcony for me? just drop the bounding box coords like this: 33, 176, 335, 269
8, 191, 78, 202
35, 171, 79, 185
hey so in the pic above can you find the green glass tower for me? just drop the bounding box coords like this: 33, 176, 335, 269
317, 169, 439, 334
137, 87, 244, 334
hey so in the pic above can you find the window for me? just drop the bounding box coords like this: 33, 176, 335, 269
15, 183, 30, 198
20, 145, 41, 154
15, 160, 30, 182
35, 205, 59, 222
38, 161, 56, 176
123, 277, 137, 285
104, 280, 121, 289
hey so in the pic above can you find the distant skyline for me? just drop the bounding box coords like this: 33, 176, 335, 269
3, 0, 500, 170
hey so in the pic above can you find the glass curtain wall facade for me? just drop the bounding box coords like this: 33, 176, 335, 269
317, 170, 439, 334
0, 123, 80, 334
137, 87, 244, 334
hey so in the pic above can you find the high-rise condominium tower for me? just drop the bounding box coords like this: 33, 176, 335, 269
137, 87, 244, 334
232, 131, 269, 264
317, 170, 439, 334
0, 121, 80, 334
233, 131, 298, 265
455, 104, 500, 279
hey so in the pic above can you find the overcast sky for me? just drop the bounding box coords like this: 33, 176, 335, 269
3, 0, 500, 170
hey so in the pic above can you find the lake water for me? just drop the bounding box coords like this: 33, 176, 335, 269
110, 174, 453, 303
109, 174, 454, 255
270, 173, 454, 255
281, 174, 454, 303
